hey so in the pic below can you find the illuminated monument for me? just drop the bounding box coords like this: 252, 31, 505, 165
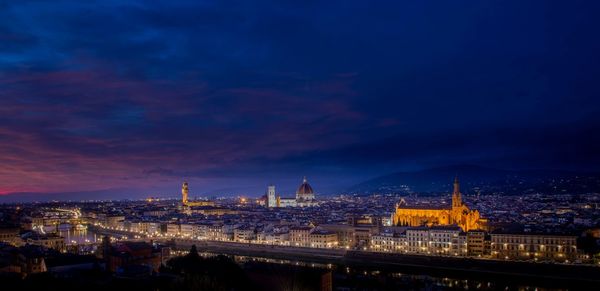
267, 185, 277, 208
267, 177, 318, 208
296, 176, 315, 201
181, 181, 215, 207
392, 177, 482, 231
182, 181, 189, 204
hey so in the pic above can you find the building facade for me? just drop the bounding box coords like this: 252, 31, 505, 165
376, 226, 467, 256
0, 227, 22, 246
392, 177, 482, 231
181, 182, 215, 207
290, 226, 312, 247
490, 233, 577, 262
26, 234, 65, 252
267, 177, 318, 208
234, 226, 256, 242
371, 230, 407, 253
309, 230, 338, 248
320, 224, 379, 248
467, 230, 486, 256
267, 185, 277, 208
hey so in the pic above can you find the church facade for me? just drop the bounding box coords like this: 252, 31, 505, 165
267, 177, 318, 208
392, 177, 482, 232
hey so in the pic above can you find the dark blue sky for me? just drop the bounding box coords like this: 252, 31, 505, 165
0, 1, 599, 198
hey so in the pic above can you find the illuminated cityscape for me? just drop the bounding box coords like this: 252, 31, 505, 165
3, 177, 600, 289
2, 1, 600, 290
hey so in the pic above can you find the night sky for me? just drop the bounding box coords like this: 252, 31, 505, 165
1, 1, 599, 199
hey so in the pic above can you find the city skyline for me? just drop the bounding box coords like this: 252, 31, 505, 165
3, 2, 600, 290
2, 1, 600, 200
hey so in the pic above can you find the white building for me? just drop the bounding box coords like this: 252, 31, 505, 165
266, 177, 319, 208
371, 228, 407, 252
145, 222, 160, 235
406, 227, 430, 254
490, 233, 577, 262
180, 224, 194, 237
194, 224, 211, 239
207, 224, 224, 240
267, 185, 277, 208
207, 223, 236, 241
234, 226, 256, 242
166, 223, 180, 236
429, 226, 466, 256
278, 198, 298, 208
404, 226, 467, 256
266, 231, 290, 245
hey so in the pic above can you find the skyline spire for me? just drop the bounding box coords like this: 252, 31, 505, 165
452, 176, 462, 208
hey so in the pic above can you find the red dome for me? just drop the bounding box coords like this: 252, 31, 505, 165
296, 177, 314, 195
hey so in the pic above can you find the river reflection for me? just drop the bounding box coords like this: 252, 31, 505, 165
170, 251, 569, 290
59, 229, 99, 245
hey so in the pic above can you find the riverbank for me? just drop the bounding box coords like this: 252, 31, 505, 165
170, 239, 600, 289
85, 226, 600, 289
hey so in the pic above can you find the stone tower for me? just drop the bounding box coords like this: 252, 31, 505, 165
452, 176, 462, 208
267, 185, 277, 208
182, 181, 189, 205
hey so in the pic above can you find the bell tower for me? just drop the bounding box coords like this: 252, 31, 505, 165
182, 181, 189, 205
452, 176, 462, 208
267, 185, 276, 208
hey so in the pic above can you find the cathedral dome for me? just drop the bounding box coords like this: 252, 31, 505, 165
296, 177, 314, 195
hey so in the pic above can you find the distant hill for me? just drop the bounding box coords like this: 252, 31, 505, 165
0, 188, 170, 203
347, 165, 600, 195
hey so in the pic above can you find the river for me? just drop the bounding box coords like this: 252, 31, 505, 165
59, 228, 99, 245
171, 250, 571, 290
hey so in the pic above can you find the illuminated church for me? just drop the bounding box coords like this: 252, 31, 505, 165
392, 177, 482, 231
267, 177, 318, 207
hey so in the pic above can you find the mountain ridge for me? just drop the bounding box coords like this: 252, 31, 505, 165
347, 165, 600, 195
